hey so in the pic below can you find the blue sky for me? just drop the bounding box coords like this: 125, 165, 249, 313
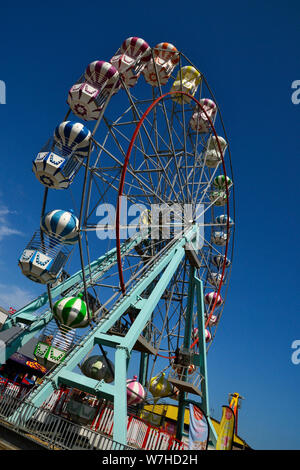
0, 0, 299, 449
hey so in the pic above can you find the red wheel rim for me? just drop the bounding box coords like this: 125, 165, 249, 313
115, 90, 231, 341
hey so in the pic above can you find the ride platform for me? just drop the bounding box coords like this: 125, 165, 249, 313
108, 329, 158, 356
167, 377, 202, 397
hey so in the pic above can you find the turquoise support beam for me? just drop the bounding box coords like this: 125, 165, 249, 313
194, 277, 209, 415
113, 347, 129, 445
183, 265, 196, 349
194, 277, 218, 445
176, 265, 196, 441
121, 244, 186, 352
176, 391, 186, 440
98, 231, 195, 337
58, 370, 115, 400
92, 333, 122, 348
174, 274, 218, 447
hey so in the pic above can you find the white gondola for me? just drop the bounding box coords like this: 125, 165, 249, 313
143, 42, 179, 87
213, 175, 233, 189
189, 99, 217, 133
206, 313, 218, 327
33, 121, 91, 190
170, 66, 201, 103
211, 254, 231, 268
34, 325, 76, 370
209, 190, 227, 206
111, 37, 151, 88
40, 209, 79, 245
18, 231, 72, 285
208, 272, 223, 288
211, 231, 228, 246
205, 291, 223, 306
204, 135, 227, 168
215, 214, 234, 227
68, 61, 120, 120
205, 329, 212, 342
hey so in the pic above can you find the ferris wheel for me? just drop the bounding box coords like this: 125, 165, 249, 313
8, 37, 235, 445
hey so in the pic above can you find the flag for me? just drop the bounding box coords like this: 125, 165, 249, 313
188, 404, 209, 450
216, 405, 235, 450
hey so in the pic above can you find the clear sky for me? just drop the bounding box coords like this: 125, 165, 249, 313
0, 0, 299, 450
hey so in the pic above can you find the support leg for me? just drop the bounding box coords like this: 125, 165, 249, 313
113, 347, 128, 446
176, 265, 196, 440
195, 278, 209, 415
195, 277, 218, 445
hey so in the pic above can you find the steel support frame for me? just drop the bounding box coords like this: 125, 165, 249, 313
8, 227, 197, 447
176, 264, 196, 441
194, 276, 218, 446
175, 268, 218, 446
